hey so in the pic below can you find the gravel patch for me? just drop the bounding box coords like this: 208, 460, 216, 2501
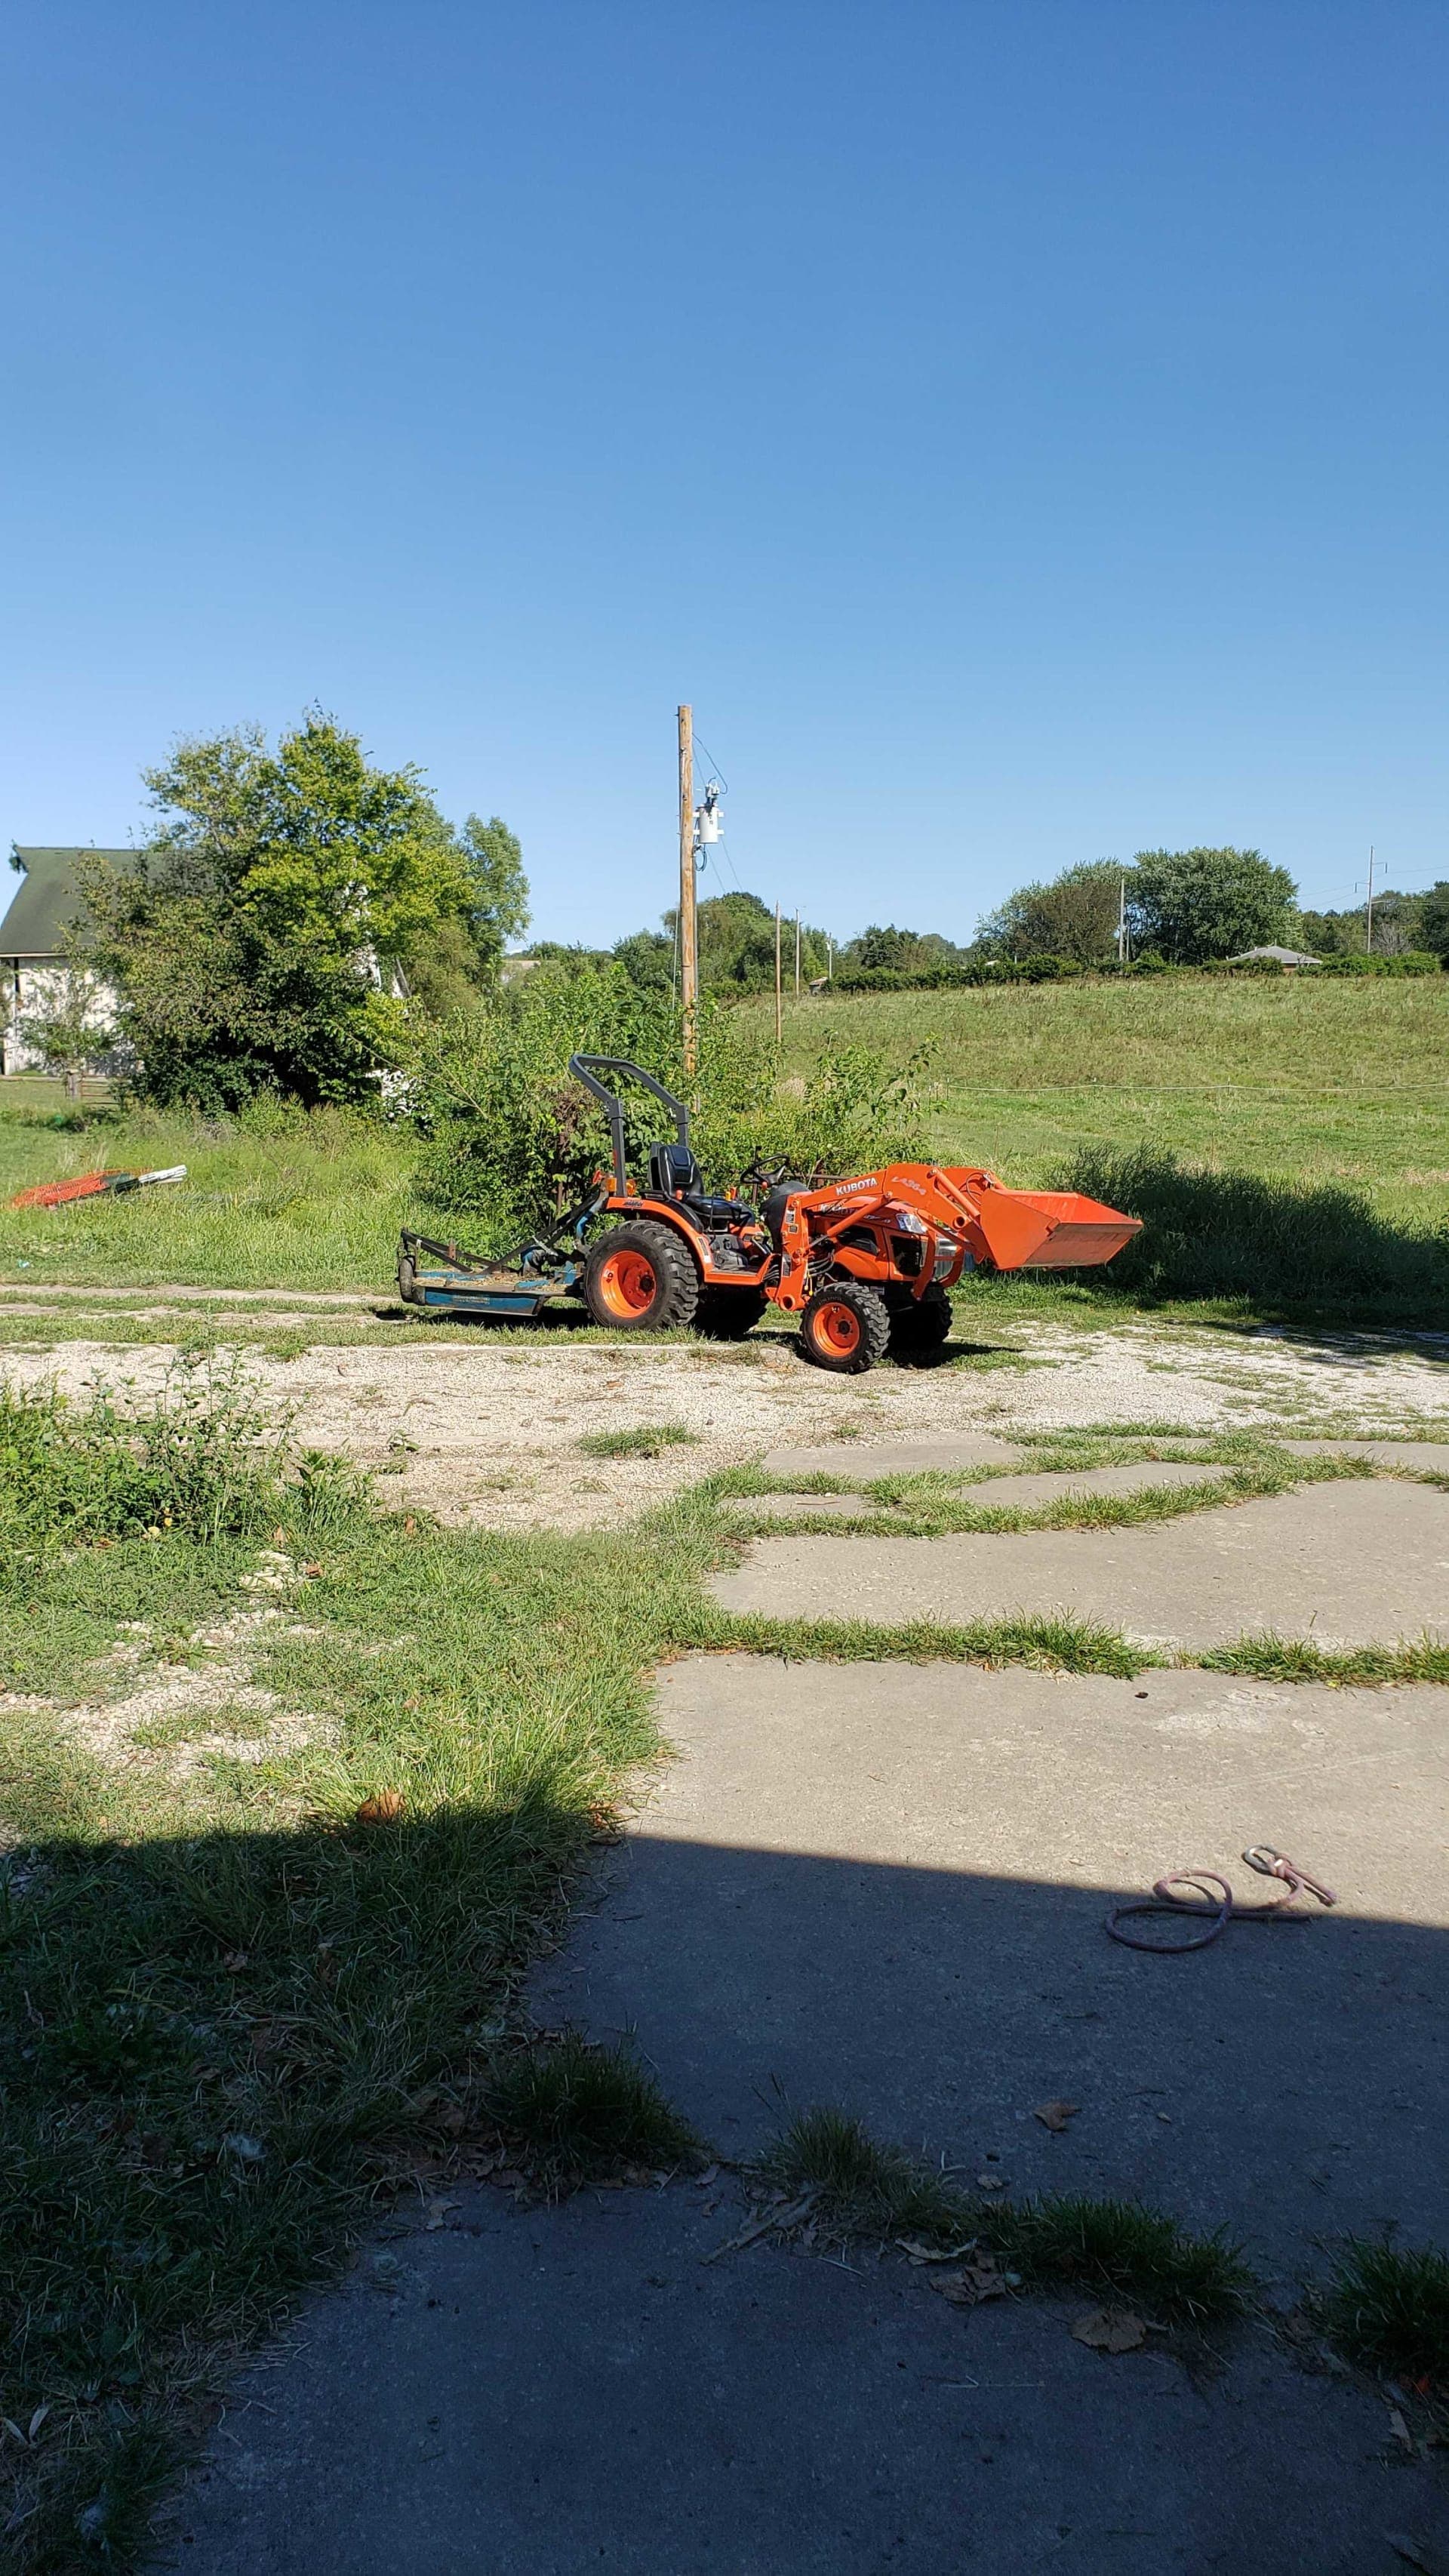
2, 1322, 1446, 1533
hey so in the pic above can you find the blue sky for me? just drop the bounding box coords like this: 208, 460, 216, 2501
2, 2, 1444, 947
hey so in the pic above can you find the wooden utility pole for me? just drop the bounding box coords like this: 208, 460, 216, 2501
1365, 845, 1376, 956
678, 705, 697, 1072
795, 911, 801, 997
774, 903, 783, 1047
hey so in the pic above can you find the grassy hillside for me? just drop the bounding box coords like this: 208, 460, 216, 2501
768, 976, 1449, 1236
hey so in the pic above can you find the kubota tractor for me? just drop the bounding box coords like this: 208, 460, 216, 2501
567, 1055, 1139, 1371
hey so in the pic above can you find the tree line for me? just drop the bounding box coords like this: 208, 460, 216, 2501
26, 713, 1447, 1110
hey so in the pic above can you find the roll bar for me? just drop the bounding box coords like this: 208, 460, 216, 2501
568, 1054, 691, 1196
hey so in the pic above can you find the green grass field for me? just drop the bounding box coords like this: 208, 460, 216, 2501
1, 974, 1444, 1322
770, 975, 1449, 1236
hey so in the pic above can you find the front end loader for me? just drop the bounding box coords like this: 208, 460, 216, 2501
565, 1056, 1140, 1371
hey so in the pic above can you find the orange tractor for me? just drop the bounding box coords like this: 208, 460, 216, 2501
571, 1054, 1138, 1371
399, 1056, 1140, 1373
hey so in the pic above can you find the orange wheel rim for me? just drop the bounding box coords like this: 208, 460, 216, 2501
814, 1299, 861, 1355
597, 1250, 657, 1318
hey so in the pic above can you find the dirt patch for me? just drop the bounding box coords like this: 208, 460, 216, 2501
2, 1596, 333, 1780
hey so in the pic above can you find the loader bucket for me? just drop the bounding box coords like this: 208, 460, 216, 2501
965, 1186, 1142, 1273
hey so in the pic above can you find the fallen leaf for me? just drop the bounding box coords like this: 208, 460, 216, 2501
976, 2172, 1006, 2192
1034, 2101, 1081, 2134
356, 1790, 406, 1824
930, 2259, 1011, 2307
404, 1515, 417, 1532
223, 1951, 249, 1972
303, 1562, 323, 1577
1072, 2307, 1146, 2353
1388, 2407, 1414, 2452
694, 2163, 719, 2189
272, 1526, 285, 1544
222, 2132, 266, 2164
897, 2237, 980, 2265
702, 2189, 820, 2263
27, 2407, 49, 2443
423, 2196, 461, 2231
437, 2104, 468, 2136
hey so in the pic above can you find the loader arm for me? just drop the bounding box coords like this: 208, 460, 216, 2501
770, 1162, 1141, 1310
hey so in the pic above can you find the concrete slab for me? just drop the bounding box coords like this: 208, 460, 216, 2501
538, 1657, 1449, 2266
709, 1478, 1449, 1646
161, 2179, 1449, 2576
760, 1433, 1023, 1479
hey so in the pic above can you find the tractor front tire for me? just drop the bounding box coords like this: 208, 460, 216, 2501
799, 1281, 891, 1374
887, 1281, 952, 1356
695, 1288, 769, 1341
583, 1222, 700, 1333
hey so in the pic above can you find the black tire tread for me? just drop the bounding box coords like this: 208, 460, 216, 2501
800, 1279, 891, 1374
887, 1282, 952, 1350
583, 1220, 701, 1332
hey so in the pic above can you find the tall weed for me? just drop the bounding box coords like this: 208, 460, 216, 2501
0, 1356, 357, 1565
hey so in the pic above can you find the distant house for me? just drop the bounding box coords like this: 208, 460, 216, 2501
1225, 943, 1322, 969
0, 845, 127, 1074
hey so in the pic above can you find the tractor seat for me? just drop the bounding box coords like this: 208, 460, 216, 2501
648, 1141, 747, 1230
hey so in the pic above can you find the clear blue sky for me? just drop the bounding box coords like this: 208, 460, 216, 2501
2, 2, 1445, 947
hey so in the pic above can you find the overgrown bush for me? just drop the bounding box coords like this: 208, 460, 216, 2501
1055, 1145, 1449, 1319
0, 1356, 361, 1565
408, 963, 923, 1242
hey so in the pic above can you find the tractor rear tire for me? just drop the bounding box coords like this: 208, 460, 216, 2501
887, 1281, 952, 1355
583, 1222, 700, 1333
799, 1281, 891, 1374
695, 1288, 769, 1341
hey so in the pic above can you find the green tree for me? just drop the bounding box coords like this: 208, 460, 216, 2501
977, 860, 1124, 964
75, 716, 525, 1109
1128, 848, 1296, 964
1419, 882, 1449, 960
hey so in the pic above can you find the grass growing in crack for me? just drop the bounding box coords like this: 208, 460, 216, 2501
480, 2033, 703, 2192
715, 1441, 1378, 1540
756, 2108, 1251, 2325
980, 2194, 1250, 2324
578, 1423, 701, 1460
689, 1609, 1153, 1676
1320, 2238, 1449, 2379
755, 2107, 969, 2241
1199, 1633, 1449, 1687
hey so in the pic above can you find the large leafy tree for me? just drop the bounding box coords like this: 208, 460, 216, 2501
977, 860, 1124, 964
76, 716, 527, 1109
1128, 847, 1297, 963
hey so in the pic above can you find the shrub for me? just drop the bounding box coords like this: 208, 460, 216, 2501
408, 964, 924, 1244
1318, 951, 1442, 977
